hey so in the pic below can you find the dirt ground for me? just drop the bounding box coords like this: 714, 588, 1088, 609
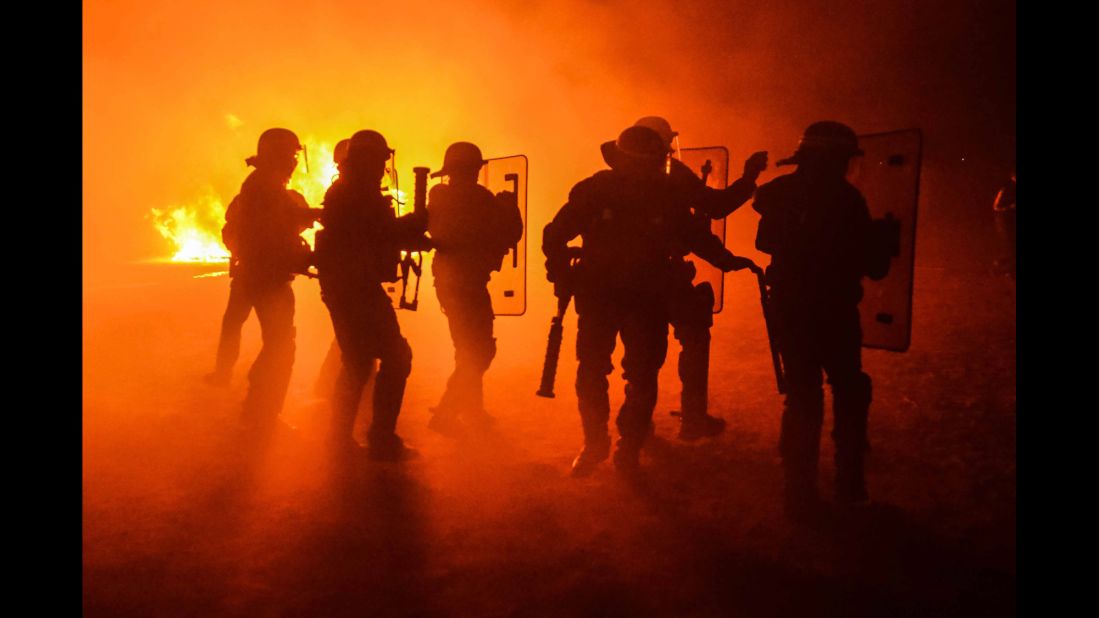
84, 242, 1016, 616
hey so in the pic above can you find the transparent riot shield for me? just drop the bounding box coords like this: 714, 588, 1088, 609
479, 155, 528, 316
678, 147, 729, 313
847, 129, 923, 352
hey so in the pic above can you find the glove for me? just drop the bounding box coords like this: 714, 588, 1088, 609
743, 151, 769, 181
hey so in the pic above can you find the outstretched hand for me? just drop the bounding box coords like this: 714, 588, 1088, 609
743, 151, 769, 181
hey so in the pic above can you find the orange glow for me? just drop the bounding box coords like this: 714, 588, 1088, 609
147, 135, 419, 264
148, 191, 230, 263
150, 135, 344, 263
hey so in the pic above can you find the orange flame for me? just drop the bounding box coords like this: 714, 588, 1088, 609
151, 133, 342, 263
149, 190, 230, 263
149, 132, 416, 264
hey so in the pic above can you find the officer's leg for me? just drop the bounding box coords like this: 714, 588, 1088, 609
433, 283, 495, 424
368, 291, 413, 456
209, 279, 254, 384
242, 282, 296, 427
432, 283, 465, 424
459, 285, 497, 422
616, 303, 669, 472
672, 282, 723, 439
571, 297, 618, 476
325, 299, 369, 447
823, 307, 872, 505
774, 310, 825, 516
313, 337, 343, 398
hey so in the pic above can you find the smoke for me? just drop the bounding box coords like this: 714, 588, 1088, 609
84, 0, 1015, 423
84, 7, 1016, 610
84, 0, 1014, 276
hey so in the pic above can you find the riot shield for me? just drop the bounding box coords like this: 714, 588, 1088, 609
848, 129, 923, 352
479, 155, 528, 316
678, 147, 729, 313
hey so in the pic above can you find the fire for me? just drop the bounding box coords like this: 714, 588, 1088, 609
389, 188, 409, 215
149, 134, 415, 265
151, 135, 341, 264
149, 190, 230, 263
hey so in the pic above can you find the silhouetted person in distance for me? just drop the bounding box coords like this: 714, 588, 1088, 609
426, 142, 523, 437
753, 121, 881, 519
544, 126, 754, 478
992, 168, 1016, 280
204, 192, 253, 386
631, 116, 768, 440
213, 128, 320, 427
314, 130, 428, 461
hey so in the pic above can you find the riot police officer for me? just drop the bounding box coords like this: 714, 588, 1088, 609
544, 126, 753, 477
214, 128, 319, 428
426, 142, 523, 436
314, 130, 428, 461
752, 121, 878, 517
631, 116, 768, 439
312, 138, 369, 400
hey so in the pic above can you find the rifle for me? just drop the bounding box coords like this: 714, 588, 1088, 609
398, 167, 430, 311
536, 246, 582, 398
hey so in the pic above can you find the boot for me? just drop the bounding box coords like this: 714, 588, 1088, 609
427, 406, 466, 438
835, 451, 869, 507
367, 429, 417, 462
571, 433, 610, 478
612, 436, 643, 477
677, 411, 726, 441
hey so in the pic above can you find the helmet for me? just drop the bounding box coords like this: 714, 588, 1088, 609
600, 125, 668, 169
333, 138, 351, 166
777, 121, 863, 166
247, 128, 302, 167
633, 116, 678, 152
256, 128, 302, 158
430, 142, 485, 178
347, 130, 394, 162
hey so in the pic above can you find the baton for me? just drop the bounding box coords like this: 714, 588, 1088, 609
746, 262, 786, 394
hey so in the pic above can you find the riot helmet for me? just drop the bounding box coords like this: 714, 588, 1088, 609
430, 142, 486, 180
633, 116, 679, 154
600, 125, 668, 173
776, 121, 864, 167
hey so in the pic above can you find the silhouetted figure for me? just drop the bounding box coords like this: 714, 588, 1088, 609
213, 128, 319, 427
205, 198, 252, 386
992, 169, 1016, 280
544, 126, 753, 478
314, 130, 428, 461
426, 142, 523, 437
753, 121, 880, 519
632, 116, 768, 440
312, 138, 380, 400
